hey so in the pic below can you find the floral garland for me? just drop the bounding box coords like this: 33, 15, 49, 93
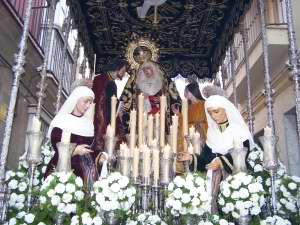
165, 173, 210, 217
218, 172, 265, 220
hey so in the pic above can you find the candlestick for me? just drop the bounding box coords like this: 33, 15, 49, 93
161, 145, 171, 184
147, 114, 153, 145
171, 115, 178, 154
138, 94, 144, 147
182, 98, 188, 152
160, 95, 166, 148
143, 145, 151, 179
132, 147, 140, 179
111, 95, 117, 135
152, 148, 160, 187
129, 109, 137, 153
61, 129, 71, 145
31, 116, 41, 132
120, 143, 130, 176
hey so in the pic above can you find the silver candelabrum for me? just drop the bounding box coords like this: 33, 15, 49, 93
26, 131, 43, 210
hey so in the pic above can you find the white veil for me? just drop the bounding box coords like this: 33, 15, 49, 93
205, 95, 254, 154
47, 86, 95, 138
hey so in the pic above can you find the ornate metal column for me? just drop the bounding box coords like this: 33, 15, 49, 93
36, 0, 59, 119
230, 45, 238, 107
258, 0, 278, 215
55, 14, 72, 113
240, 24, 254, 135
72, 37, 80, 80
285, 0, 300, 142
0, 0, 34, 222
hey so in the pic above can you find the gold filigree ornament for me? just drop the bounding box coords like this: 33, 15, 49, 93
126, 37, 159, 70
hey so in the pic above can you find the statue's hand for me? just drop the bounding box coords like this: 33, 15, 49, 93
206, 158, 222, 171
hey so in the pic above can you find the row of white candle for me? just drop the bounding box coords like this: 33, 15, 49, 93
120, 140, 172, 185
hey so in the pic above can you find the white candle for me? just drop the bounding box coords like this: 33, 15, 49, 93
120, 143, 130, 176
152, 148, 160, 186
263, 126, 277, 166
142, 144, 151, 178
193, 132, 201, 154
106, 124, 114, 137
162, 144, 171, 184
138, 94, 144, 147
189, 126, 195, 137
143, 112, 148, 144
233, 136, 243, 150
160, 95, 166, 148
147, 114, 153, 145
155, 113, 160, 143
132, 147, 140, 179
31, 116, 41, 132
182, 98, 188, 152
61, 129, 71, 145
172, 115, 178, 154
129, 109, 137, 152
111, 95, 117, 135
106, 125, 114, 158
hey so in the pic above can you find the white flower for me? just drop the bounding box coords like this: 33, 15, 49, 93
173, 188, 183, 199
93, 216, 103, 225
137, 213, 146, 222
232, 211, 239, 219
75, 190, 84, 201
225, 202, 234, 212
75, 177, 83, 187
243, 175, 253, 185
58, 172, 71, 183
111, 182, 120, 193
285, 202, 296, 212
222, 188, 231, 198
24, 213, 35, 224
254, 164, 263, 172
239, 188, 250, 199
219, 197, 225, 206
62, 193, 73, 203
181, 193, 191, 204
173, 176, 185, 188
51, 195, 61, 206
168, 182, 174, 191
248, 183, 262, 193
17, 172, 25, 178
18, 182, 27, 192
39, 196, 46, 204
287, 182, 297, 190
8, 218, 17, 225
192, 198, 200, 207
291, 176, 300, 183
250, 206, 260, 215
8, 179, 18, 190
231, 179, 242, 189
173, 200, 182, 211
47, 189, 55, 198
57, 202, 66, 213
118, 176, 129, 188
55, 183, 66, 194
17, 211, 26, 218
37, 222, 46, 225
18, 194, 26, 203
66, 183, 76, 193
219, 219, 229, 225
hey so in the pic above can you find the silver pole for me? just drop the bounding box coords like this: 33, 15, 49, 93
241, 24, 254, 135
0, 0, 34, 222
55, 15, 72, 113
36, 0, 59, 119
285, 0, 300, 142
258, 0, 278, 214
230, 45, 238, 107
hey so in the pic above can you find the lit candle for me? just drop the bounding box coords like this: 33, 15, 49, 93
120, 143, 130, 176
182, 98, 188, 152
152, 148, 160, 186
155, 113, 160, 144
61, 129, 71, 145
143, 144, 151, 179
129, 109, 137, 153
147, 114, 153, 145
132, 147, 140, 179
138, 94, 144, 147
111, 95, 117, 135
172, 115, 178, 154
31, 116, 41, 132
160, 95, 166, 148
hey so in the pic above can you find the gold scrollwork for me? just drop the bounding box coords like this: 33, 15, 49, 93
126, 37, 159, 70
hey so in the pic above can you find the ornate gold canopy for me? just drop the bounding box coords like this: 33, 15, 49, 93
125, 37, 159, 70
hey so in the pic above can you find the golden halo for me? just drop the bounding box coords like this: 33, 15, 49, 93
126, 37, 159, 70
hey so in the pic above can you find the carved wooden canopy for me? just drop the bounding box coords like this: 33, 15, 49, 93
68, 0, 252, 78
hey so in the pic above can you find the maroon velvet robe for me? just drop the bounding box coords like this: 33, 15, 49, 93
45, 127, 101, 190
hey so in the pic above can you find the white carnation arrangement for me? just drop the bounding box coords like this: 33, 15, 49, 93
70, 212, 103, 225
165, 173, 210, 217
91, 172, 136, 213
39, 171, 85, 215
218, 172, 265, 219
260, 215, 292, 225
126, 212, 167, 225
274, 175, 300, 223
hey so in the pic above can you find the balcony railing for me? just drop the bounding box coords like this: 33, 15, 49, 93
222, 0, 288, 83
4, 0, 75, 93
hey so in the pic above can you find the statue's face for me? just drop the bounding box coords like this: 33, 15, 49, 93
73, 96, 93, 116
207, 107, 228, 124
142, 66, 155, 78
